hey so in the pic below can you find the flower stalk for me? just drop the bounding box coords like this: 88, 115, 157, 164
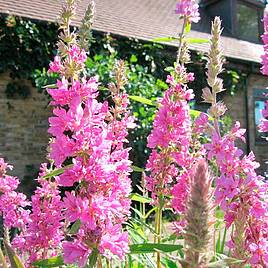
202, 16, 268, 267
79, 0, 95, 50
181, 159, 214, 268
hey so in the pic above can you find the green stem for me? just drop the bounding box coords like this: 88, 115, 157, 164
0, 248, 8, 268
176, 17, 187, 65
156, 196, 163, 268
97, 255, 102, 268
3, 228, 10, 244
142, 173, 146, 231
106, 258, 111, 268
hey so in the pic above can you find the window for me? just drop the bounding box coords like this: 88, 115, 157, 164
237, 2, 261, 43
254, 89, 268, 142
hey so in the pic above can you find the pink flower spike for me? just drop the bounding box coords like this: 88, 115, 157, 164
175, 0, 200, 23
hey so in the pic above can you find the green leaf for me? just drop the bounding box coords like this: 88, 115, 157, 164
33, 256, 64, 267
43, 164, 73, 179
156, 79, 168, 90
127, 225, 147, 243
130, 193, 152, 203
215, 207, 224, 220
162, 257, 178, 268
87, 249, 98, 268
190, 109, 213, 121
3, 241, 24, 268
69, 219, 81, 234
186, 38, 209, 44
164, 66, 174, 72
130, 54, 138, 63
216, 230, 221, 254
185, 22, 191, 34
0, 248, 8, 268
129, 243, 183, 254
208, 257, 244, 267
131, 165, 145, 172
161, 233, 179, 243
131, 208, 146, 220
190, 109, 201, 118
152, 37, 178, 43
42, 83, 57, 89
129, 95, 156, 106
144, 207, 157, 219
131, 217, 157, 235
220, 227, 227, 254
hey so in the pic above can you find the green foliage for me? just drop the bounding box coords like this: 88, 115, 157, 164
3, 241, 25, 268
152, 36, 208, 44
33, 256, 64, 267
129, 95, 156, 106
0, 248, 8, 268
42, 164, 73, 179
129, 243, 183, 254
87, 249, 99, 267
130, 193, 152, 203
0, 15, 247, 99
32, 68, 58, 94
0, 15, 58, 98
0, 15, 57, 79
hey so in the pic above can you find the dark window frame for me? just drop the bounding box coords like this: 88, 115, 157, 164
253, 88, 268, 145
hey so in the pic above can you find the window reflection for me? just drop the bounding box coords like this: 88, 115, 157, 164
255, 99, 268, 141
237, 3, 260, 43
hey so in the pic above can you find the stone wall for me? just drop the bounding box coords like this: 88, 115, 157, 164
0, 72, 51, 179
223, 88, 247, 153
223, 73, 268, 176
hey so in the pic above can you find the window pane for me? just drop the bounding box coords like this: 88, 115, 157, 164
255, 100, 268, 141
237, 3, 259, 42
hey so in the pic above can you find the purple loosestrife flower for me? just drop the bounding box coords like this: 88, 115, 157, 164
201, 16, 268, 266
145, 77, 193, 209
13, 164, 63, 264
259, 12, 268, 133
204, 125, 268, 266
48, 42, 133, 265
175, 0, 200, 23
0, 158, 30, 230
261, 11, 268, 76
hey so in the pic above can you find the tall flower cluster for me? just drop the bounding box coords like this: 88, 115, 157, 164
181, 159, 214, 268
46, 2, 133, 265
201, 17, 268, 267
145, 63, 194, 268
50, 46, 133, 266
261, 11, 268, 76
13, 164, 63, 263
259, 11, 268, 133
0, 158, 29, 231
175, 0, 200, 23
145, 71, 194, 210
145, 6, 201, 258
205, 126, 268, 266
